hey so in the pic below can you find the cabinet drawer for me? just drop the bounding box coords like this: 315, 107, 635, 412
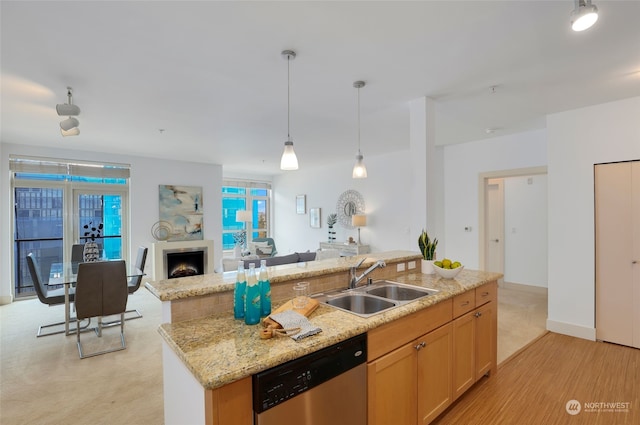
453, 291, 475, 318
368, 299, 452, 362
475, 282, 497, 306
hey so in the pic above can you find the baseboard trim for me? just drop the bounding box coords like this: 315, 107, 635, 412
546, 319, 596, 341
0, 295, 14, 305
500, 281, 548, 295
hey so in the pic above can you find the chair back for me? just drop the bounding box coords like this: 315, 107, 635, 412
71, 244, 84, 273
75, 260, 128, 320
128, 246, 148, 293
71, 244, 84, 262
252, 237, 277, 256
26, 253, 48, 304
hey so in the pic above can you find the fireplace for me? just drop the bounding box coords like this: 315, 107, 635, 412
151, 240, 214, 280
166, 250, 204, 279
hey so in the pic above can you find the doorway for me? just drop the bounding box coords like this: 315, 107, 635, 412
478, 166, 549, 363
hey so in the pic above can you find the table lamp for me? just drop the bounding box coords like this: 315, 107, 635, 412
352, 214, 367, 245
235, 210, 252, 250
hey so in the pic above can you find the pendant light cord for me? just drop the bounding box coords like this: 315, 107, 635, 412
357, 85, 361, 153
287, 55, 291, 141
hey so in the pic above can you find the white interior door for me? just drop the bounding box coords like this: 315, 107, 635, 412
632, 161, 640, 348
595, 161, 637, 347
484, 178, 504, 281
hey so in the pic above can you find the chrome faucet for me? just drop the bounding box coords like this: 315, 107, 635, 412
349, 259, 386, 289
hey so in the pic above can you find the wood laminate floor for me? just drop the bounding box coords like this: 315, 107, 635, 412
432, 332, 639, 424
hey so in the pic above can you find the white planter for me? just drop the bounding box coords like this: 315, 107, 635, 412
83, 241, 100, 262
421, 259, 435, 275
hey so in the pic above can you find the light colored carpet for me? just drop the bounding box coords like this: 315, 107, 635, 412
0, 287, 165, 425
1, 280, 547, 424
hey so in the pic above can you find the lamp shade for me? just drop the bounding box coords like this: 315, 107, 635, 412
56, 103, 81, 116
571, 0, 598, 31
352, 214, 367, 227
280, 140, 299, 170
60, 117, 79, 131
352, 152, 367, 178
236, 210, 252, 222
61, 127, 80, 137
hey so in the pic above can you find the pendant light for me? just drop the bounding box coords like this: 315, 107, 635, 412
352, 81, 367, 179
570, 0, 599, 32
56, 87, 81, 136
280, 50, 299, 170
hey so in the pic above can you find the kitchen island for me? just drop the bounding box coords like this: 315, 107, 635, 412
146, 251, 502, 425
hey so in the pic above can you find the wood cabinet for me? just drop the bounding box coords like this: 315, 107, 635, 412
368, 282, 497, 425
453, 283, 497, 401
205, 377, 253, 425
595, 160, 640, 348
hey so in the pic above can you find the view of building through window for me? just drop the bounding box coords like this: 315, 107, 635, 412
10, 157, 129, 298
222, 181, 270, 251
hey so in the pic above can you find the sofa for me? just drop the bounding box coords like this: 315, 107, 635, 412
221, 251, 317, 272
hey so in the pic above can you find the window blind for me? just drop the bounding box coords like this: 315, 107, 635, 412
9, 155, 130, 178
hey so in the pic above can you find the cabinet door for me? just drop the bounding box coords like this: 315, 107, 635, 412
207, 376, 253, 425
368, 342, 417, 425
474, 302, 495, 380
452, 311, 475, 400
417, 323, 453, 425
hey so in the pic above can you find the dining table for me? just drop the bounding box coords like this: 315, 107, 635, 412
48, 261, 144, 336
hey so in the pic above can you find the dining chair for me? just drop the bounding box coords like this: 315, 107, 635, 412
75, 260, 128, 359
71, 243, 84, 273
27, 253, 75, 337
125, 246, 148, 320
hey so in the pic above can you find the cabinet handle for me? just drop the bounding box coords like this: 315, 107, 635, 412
461, 301, 469, 306
414, 341, 426, 350
481, 292, 489, 297
475, 312, 482, 318
633, 260, 638, 264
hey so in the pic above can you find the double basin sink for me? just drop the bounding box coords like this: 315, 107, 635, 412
312, 280, 439, 318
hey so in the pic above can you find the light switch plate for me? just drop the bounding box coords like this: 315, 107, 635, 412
396, 263, 406, 272
408, 261, 416, 270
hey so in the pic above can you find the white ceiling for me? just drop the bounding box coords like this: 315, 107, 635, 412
2, 1, 639, 176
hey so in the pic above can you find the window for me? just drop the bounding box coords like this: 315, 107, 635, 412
222, 180, 271, 251
10, 156, 129, 298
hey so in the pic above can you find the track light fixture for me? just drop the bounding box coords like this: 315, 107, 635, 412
56, 87, 80, 136
352, 81, 367, 179
280, 50, 299, 171
570, 0, 599, 32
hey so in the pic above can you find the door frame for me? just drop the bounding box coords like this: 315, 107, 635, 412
478, 166, 547, 273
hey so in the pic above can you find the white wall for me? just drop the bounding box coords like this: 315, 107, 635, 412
546, 96, 640, 339
504, 175, 548, 287
1, 142, 222, 302
442, 129, 548, 268
273, 150, 415, 255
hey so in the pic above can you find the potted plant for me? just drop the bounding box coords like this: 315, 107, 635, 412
418, 229, 438, 274
82, 221, 103, 262
327, 213, 337, 242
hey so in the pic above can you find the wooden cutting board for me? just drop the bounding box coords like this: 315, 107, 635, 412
262, 298, 319, 329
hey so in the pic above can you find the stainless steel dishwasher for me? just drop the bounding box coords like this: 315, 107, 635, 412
253, 333, 367, 425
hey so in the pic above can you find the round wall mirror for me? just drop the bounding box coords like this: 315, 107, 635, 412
336, 190, 365, 229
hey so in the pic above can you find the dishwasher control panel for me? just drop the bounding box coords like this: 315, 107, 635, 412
253, 333, 367, 414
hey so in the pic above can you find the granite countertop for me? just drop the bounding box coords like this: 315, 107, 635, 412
158, 268, 502, 390
145, 250, 422, 301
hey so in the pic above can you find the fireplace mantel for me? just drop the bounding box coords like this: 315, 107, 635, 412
151, 240, 214, 281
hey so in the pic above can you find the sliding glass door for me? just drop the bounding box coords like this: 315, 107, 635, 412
10, 156, 130, 299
